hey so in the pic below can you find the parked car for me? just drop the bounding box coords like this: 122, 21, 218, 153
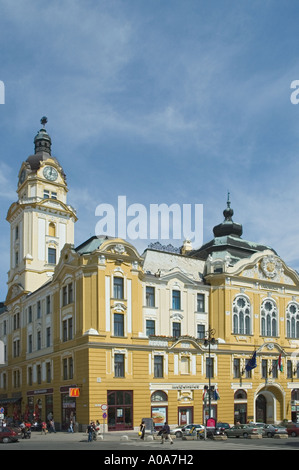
286, 423, 299, 437
216, 422, 231, 431
171, 424, 204, 438
225, 424, 263, 438
0, 426, 22, 443
263, 424, 287, 437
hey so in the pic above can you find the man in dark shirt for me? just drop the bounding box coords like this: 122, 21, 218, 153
161, 422, 173, 444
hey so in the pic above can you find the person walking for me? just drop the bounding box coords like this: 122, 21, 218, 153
68, 419, 74, 433
86, 422, 94, 442
49, 418, 56, 433
41, 421, 47, 435
161, 422, 173, 444
139, 420, 146, 440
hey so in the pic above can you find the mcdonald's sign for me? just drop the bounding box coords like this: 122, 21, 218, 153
69, 388, 80, 397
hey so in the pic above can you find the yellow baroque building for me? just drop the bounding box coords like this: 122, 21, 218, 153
0, 120, 299, 431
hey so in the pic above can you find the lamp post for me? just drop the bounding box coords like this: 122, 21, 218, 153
204, 328, 216, 422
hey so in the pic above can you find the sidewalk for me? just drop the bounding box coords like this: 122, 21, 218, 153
30, 429, 140, 442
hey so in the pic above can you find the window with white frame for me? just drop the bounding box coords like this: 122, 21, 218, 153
286, 302, 299, 338
261, 299, 278, 337
233, 295, 251, 335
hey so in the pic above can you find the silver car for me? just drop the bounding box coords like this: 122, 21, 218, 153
225, 424, 263, 438
263, 424, 287, 438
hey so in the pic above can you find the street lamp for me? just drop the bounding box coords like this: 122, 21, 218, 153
203, 328, 216, 422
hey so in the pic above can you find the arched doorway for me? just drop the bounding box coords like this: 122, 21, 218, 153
256, 394, 267, 423
255, 386, 284, 424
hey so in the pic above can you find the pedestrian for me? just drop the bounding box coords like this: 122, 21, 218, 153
86, 422, 94, 442
41, 421, 47, 435
68, 419, 74, 433
139, 420, 145, 440
161, 422, 173, 444
49, 418, 56, 433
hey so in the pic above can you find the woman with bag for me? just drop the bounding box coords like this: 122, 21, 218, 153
139, 420, 145, 440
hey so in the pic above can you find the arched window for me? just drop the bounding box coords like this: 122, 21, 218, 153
151, 390, 168, 402
286, 302, 299, 338
261, 299, 278, 337
234, 389, 247, 400
232, 296, 251, 335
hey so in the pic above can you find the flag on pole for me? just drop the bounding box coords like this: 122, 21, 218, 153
214, 388, 220, 400
277, 354, 283, 372
245, 351, 257, 372
202, 388, 207, 401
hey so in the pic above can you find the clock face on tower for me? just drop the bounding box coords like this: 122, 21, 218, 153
43, 166, 58, 181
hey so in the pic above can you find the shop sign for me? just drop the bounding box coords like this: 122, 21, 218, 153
69, 388, 80, 397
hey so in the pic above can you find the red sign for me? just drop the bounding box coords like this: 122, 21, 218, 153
69, 388, 80, 397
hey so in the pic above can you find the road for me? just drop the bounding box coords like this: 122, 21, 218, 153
1, 431, 299, 456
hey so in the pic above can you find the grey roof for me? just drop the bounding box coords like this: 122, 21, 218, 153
75, 235, 112, 255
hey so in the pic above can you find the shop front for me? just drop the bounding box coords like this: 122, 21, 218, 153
107, 390, 133, 431
60, 386, 77, 430
26, 388, 54, 423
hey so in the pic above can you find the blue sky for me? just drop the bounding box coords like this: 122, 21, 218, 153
0, 0, 299, 292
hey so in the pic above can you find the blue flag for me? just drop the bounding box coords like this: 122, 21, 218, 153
245, 351, 257, 372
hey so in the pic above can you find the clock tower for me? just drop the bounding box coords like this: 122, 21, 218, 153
6, 117, 77, 294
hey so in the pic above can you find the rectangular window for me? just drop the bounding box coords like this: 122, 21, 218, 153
262, 359, 268, 379
172, 290, 181, 310
37, 365, 41, 384
63, 358, 68, 380
63, 286, 68, 306
46, 327, 51, 347
245, 359, 253, 378
197, 293, 205, 312
154, 355, 163, 378
172, 322, 181, 338
146, 286, 155, 307
28, 367, 33, 386
146, 319, 155, 337
28, 306, 32, 323
68, 318, 73, 340
46, 362, 51, 383
51, 192, 57, 200
68, 283, 73, 303
28, 334, 32, 354
48, 247, 56, 264
114, 277, 124, 299
114, 354, 125, 377
206, 357, 214, 378
233, 358, 240, 378
46, 295, 51, 314
63, 320, 68, 342
114, 314, 124, 337
43, 190, 49, 199
197, 324, 205, 339
69, 357, 73, 380
37, 331, 41, 350
287, 360, 293, 379
37, 301, 41, 319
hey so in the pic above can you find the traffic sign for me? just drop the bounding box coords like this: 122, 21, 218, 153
101, 404, 107, 411
0, 407, 4, 414
102, 412, 107, 419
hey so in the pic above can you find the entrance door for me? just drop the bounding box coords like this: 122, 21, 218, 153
107, 391, 133, 431
256, 394, 267, 423
178, 407, 193, 426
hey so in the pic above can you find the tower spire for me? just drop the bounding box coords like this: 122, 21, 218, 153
34, 116, 51, 155
213, 193, 243, 238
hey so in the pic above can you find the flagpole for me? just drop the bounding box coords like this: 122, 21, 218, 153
204, 328, 216, 422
